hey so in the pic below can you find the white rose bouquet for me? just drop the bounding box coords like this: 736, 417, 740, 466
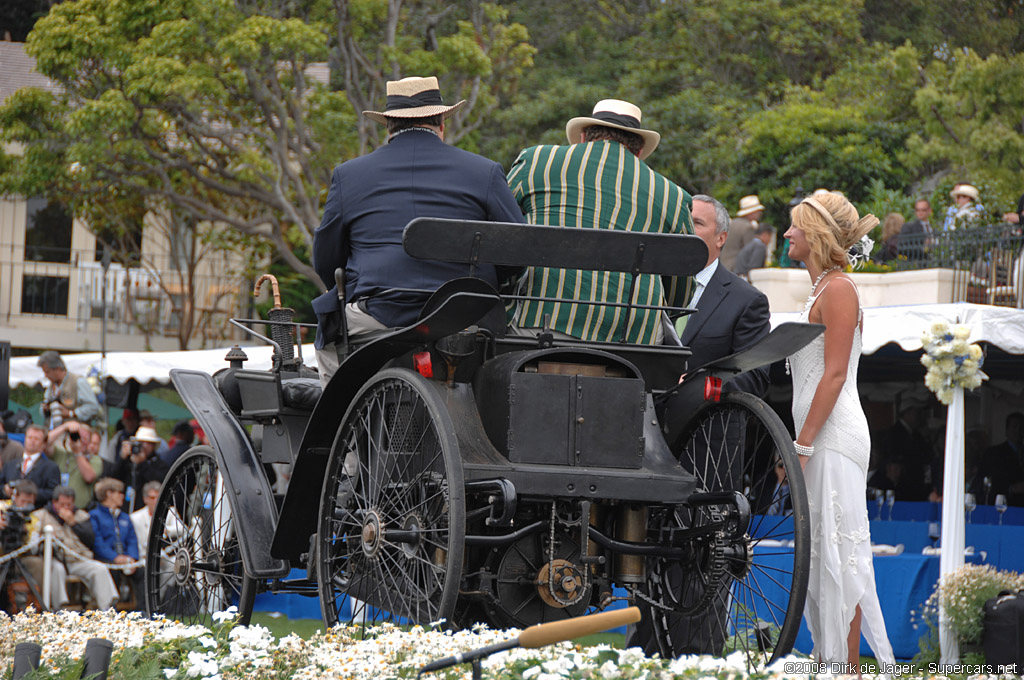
920, 321, 987, 405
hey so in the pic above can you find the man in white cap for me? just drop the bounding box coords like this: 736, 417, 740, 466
112, 425, 169, 511
720, 194, 764, 272
312, 76, 524, 386
507, 99, 694, 344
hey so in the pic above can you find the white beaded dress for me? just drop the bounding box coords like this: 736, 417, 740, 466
789, 278, 895, 664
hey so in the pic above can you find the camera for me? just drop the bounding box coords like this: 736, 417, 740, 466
1, 505, 31, 552
69, 431, 80, 442
129, 439, 144, 456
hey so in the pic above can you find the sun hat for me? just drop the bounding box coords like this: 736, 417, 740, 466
134, 426, 161, 443
950, 184, 979, 201
362, 76, 466, 125
736, 195, 766, 217
565, 99, 661, 160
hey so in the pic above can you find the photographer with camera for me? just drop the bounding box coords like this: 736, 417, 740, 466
111, 427, 169, 513
1, 425, 60, 508
1, 480, 45, 612
22, 485, 119, 610
46, 422, 103, 510
37, 352, 101, 431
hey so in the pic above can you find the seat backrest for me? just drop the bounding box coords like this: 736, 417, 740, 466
403, 218, 707, 278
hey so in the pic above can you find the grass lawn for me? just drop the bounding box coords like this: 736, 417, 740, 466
249, 613, 625, 648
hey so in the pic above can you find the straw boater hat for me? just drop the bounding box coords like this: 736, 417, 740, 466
951, 184, 980, 201
362, 76, 466, 125
565, 99, 661, 160
736, 195, 766, 217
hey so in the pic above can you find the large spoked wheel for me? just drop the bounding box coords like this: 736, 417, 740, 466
146, 446, 256, 625
318, 368, 465, 630
645, 392, 809, 670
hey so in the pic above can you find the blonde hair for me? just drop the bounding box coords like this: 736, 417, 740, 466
791, 191, 879, 268
882, 212, 905, 243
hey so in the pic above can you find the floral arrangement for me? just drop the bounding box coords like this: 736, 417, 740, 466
0, 608, 894, 680
847, 235, 875, 269
920, 320, 987, 405
913, 564, 1024, 663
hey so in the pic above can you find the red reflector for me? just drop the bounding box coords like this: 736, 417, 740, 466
413, 351, 433, 378
704, 376, 722, 402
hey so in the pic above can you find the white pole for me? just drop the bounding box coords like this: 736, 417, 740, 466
939, 386, 966, 664
42, 525, 54, 610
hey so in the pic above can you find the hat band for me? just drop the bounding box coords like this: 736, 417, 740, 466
591, 111, 641, 130
386, 89, 445, 111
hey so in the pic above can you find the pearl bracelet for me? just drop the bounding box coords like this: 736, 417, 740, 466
793, 441, 814, 457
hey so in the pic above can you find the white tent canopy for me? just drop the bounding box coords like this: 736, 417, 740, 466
771, 302, 1024, 355
8, 303, 1024, 388
9, 343, 318, 388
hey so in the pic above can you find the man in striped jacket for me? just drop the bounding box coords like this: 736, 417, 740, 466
507, 99, 694, 344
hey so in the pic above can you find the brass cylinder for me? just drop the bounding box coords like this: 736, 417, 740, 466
614, 504, 647, 583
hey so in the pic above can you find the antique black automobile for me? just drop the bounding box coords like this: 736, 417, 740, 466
147, 219, 820, 669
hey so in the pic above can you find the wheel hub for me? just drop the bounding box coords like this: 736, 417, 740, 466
361, 511, 383, 557
400, 513, 423, 557
536, 558, 586, 608
174, 548, 192, 586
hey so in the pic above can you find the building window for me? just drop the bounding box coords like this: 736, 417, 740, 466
21, 275, 69, 315
24, 198, 73, 263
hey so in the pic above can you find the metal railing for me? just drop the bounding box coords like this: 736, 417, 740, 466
0, 243, 249, 343
876, 223, 1024, 308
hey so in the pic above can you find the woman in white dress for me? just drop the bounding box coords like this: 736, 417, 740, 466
784, 191, 896, 668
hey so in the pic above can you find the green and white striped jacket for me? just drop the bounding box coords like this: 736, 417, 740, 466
507, 140, 695, 344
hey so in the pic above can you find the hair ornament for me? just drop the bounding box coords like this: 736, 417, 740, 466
848, 234, 875, 269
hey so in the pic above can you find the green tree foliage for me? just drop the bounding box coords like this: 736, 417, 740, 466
0, 0, 534, 296
907, 50, 1024, 212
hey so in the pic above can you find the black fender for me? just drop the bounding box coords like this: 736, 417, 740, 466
271, 288, 503, 560
170, 369, 290, 579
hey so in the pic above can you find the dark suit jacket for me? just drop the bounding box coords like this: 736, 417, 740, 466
981, 441, 1024, 503
1, 455, 61, 507
660, 263, 771, 449
311, 130, 524, 347
899, 219, 932, 260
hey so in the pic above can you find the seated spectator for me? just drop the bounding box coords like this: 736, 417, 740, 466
884, 394, 935, 501
45, 421, 103, 510
160, 421, 194, 468
0, 481, 46, 608
23, 485, 118, 610
944, 183, 985, 230
129, 480, 161, 558
877, 212, 905, 262
734, 223, 776, 280
867, 454, 904, 493
89, 478, 144, 608
0, 421, 24, 467
111, 426, 170, 513
1, 424, 60, 507
138, 411, 169, 458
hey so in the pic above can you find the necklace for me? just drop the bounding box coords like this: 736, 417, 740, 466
787, 265, 841, 376
806, 266, 840, 306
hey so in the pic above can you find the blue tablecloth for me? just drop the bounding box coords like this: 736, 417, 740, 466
751, 549, 983, 660
868, 520, 1024, 573
870, 500, 1024, 525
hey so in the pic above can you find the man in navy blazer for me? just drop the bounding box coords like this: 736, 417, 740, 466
312, 76, 524, 385
0, 424, 60, 508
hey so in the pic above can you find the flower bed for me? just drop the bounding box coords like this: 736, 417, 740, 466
0, 608, 1010, 680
